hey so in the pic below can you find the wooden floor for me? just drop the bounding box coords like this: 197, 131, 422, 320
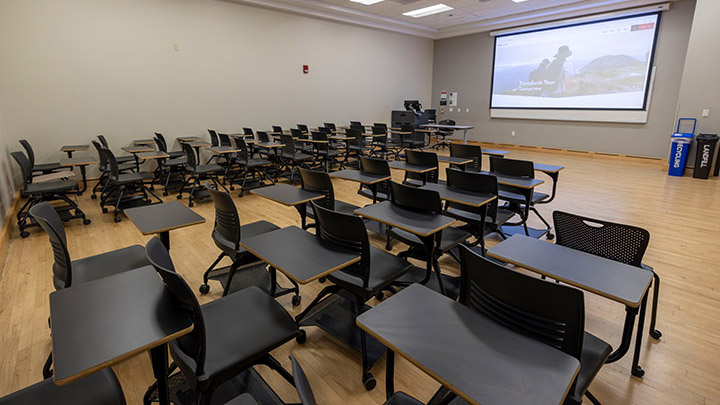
1, 146, 719, 404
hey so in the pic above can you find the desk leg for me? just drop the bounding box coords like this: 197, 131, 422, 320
370, 183, 378, 204
463, 129, 468, 144
386, 349, 395, 402
296, 203, 307, 230
631, 293, 649, 377
159, 231, 170, 250
66, 151, 73, 158
606, 306, 638, 364
78, 165, 88, 194
422, 234, 446, 295
134, 154, 141, 171
149, 344, 170, 405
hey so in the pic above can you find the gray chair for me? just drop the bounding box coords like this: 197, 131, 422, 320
19, 139, 60, 174
0, 369, 125, 405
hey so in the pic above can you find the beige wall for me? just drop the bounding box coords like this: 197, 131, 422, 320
430, 0, 696, 158
0, 109, 14, 228
0, 0, 433, 173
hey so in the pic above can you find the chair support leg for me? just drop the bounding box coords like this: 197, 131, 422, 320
649, 272, 662, 339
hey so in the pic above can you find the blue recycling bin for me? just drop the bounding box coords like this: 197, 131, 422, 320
668, 118, 696, 177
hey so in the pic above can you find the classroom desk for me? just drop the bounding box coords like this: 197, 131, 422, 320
176, 136, 201, 143
59, 156, 97, 194
355, 201, 456, 296
122, 145, 155, 170
388, 161, 436, 186
208, 145, 242, 154
125, 201, 205, 249
330, 169, 390, 203
419, 183, 496, 208
133, 139, 156, 146
488, 234, 653, 377
137, 151, 169, 161
533, 163, 565, 206
357, 284, 580, 405
60, 145, 89, 159
480, 170, 550, 238
437, 155, 473, 166
421, 124, 473, 144
250, 184, 323, 229
49, 267, 193, 405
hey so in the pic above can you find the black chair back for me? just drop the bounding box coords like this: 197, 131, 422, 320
458, 245, 584, 360
206, 183, 242, 253
390, 181, 441, 214
373, 123, 387, 130
144, 237, 207, 376
553, 211, 649, 267
291, 128, 306, 139
257, 131, 271, 143
311, 131, 330, 154
233, 138, 251, 164
490, 157, 534, 178
446, 168, 498, 224
243, 127, 254, 136
405, 150, 438, 184
350, 124, 365, 134
450, 143, 482, 172
182, 142, 198, 170
371, 126, 386, 136
29, 202, 72, 289
323, 123, 336, 131
289, 355, 317, 405
272, 126, 284, 135
350, 121, 362, 127
154, 137, 168, 153
97, 135, 109, 148
359, 156, 390, 176
318, 127, 332, 135
297, 124, 309, 134
92, 141, 109, 172
280, 134, 296, 156
155, 132, 168, 147
299, 168, 334, 210
10, 152, 33, 188
310, 201, 370, 288
18, 140, 36, 167
101, 148, 121, 182
346, 128, 363, 148
208, 130, 219, 147
400, 124, 415, 142
218, 133, 232, 147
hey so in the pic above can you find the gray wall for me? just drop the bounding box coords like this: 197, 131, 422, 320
431, 0, 696, 158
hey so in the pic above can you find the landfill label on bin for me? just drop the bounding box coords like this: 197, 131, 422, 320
700, 144, 712, 169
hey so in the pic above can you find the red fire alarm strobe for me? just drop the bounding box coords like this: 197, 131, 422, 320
303, 65, 309, 74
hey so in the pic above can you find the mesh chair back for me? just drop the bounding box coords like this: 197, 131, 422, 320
208, 130, 219, 147
311, 131, 330, 154
182, 142, 198, 170
291, 128, 305, 139
323, 123, 336, 131
289, 355, 317, 405
97, 135, 109, 148
297, 124, 309, 134
458, 245, 584, 359
218, 133, 231, 147
29, 202, 72, 289
450, 143, 482, 172
318, 127, 332, 135
154, 137, 168, 153
10, 152, 33, 187
553, 211, 649, 267
101, 148, 121, 181
92, 141, 108, 172
299, 168, 334, 210
18, 140, 36, 167
243, 128, 254, 136
233, 138, 251, 164
345, 128, 363, 148
405, 150, 438, 184
371, 126, 386, 135
280, 134, 296, 156
390, 181, 441, 214
310, 201, 370, 287
207, 183, 241, 252
144, 237, 207, 375
155, 132, 168, 149
350, 124, 365, 134
257, 131, 271, 143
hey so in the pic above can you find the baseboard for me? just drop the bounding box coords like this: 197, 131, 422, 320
0, 189, 22, 278
460, 141, 666, 164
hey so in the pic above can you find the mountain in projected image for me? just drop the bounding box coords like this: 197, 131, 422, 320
499, 54, 647, 98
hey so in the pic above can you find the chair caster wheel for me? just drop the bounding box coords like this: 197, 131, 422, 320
375, 292, 384, 301
632, 366, 645, 378
83, 219, 91, 225
546, 232, 555, 240
296, 331, 307, 344
177, 194, 183, 199
199, 284, 210, 294
102, 207, 109, 213
114, 217, 122, 223
385, 242, 392, 251
363, 374, 376, 391
318, 277, 326, 284
650, 330, 662, 339
163, 192, 168, 197
91, 194, 97, 200
229, 186, 234, 191
292, 295, 301, 306
20, 231, 30, 238
188, 202, 194, 207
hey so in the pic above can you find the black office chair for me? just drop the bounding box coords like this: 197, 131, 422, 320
434, 119, 455, 149
458, 245, 611, 405
0, 368, 126, 405
153, 137, 187, 196
403, 150, 438, 187
295, 202, 413, 390
154, 132, 186, 159
279, 134, 313, 184
401, 124, 424, 150
221, 355, 316, 405
344, 128, 369, 168
97, 135, 135, 164
227, 138, 275, 195
30, 201, 148, 378
350, 121, 362, 127
357, 156, 391, 203
11, 151, 89, 237
200, 183, 300, 304
490, 156, 553, 238
177, 142, 228, 207
386, 182, 472, 297
143, 237, 303, 405
18, 140, 60, 174
298, 168, 359, 230
323, 122, 336, 132
311, 131, 343, 171
291, 128, 314, 154
98, 148, 159, 222
369, 125, 389, 159
91, 140, 136, 200
553, 211, 662, 340
297, 124, 310, 134
449, 143, 482, 172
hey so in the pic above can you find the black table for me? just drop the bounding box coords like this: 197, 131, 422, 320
357, 284, 580, 404
125, 201, 205, 249
330, 169, 390, 204
50, 266, 193, 405
388, 161, 436, 186
60, 144, 89, 158
354, 201, 456, 295
488, 234, 653, 377
59, 156, 97, 194
419, 183, 496, 208
250, 184, 323, 229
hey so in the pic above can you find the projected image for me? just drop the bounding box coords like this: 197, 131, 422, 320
491, 13, 660, 110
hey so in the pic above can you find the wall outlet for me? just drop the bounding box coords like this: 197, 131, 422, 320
466, 108, 470, 113
173, 43, 179, 51
511, 131, 516, 136
702, 109, 710, 117
449, 107, 453, 112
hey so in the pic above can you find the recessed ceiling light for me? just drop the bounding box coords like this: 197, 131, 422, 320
350, 0, 385, 5
403, 4, 454, 18
511, 0, 530, 3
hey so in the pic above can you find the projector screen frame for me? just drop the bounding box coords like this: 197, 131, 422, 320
489, 11, 662, 113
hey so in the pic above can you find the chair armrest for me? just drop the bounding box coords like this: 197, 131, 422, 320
641, 263, 654, 272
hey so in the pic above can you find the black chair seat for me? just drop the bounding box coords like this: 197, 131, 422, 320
107, 162, 136, 172
26, 179, 77, 194
223, 393, 257, 405
348, 145, 369, 152
0, 368, 125, 405
63, 245, 149, 290
357, 188, 389, 202
166, 157, 187, 166
305, 200, 358, 219
115, 172, 153, 185
168, 151, 186, 159
329, 247, 412, 297
281, 152, 313, 161
498, 190, 549, 204
446, 206, 515, 226
191, 164, 224, 174
245, 158, 272, 167
317, 149, 342, 158
384, 392, 424, 405
33, 162, 61, 172
389, 226, 471, 253
173, 286, 299, 381
567, 332, 612, 403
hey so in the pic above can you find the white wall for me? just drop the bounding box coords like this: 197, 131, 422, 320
0, 0, 433, 171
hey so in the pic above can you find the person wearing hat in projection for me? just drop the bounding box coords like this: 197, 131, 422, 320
544, 45, 572, 96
